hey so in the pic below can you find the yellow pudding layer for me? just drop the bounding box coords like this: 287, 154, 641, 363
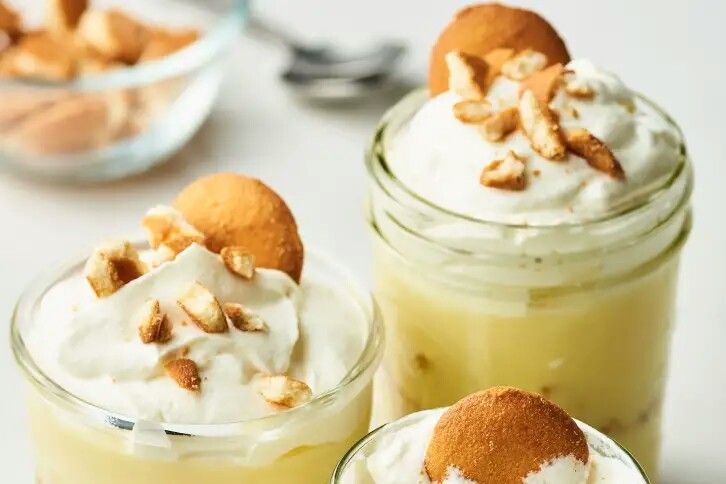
29, 385, 372, 484
371, 234, 681, 480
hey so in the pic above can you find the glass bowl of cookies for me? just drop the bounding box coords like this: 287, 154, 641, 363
0, 0, 246, 182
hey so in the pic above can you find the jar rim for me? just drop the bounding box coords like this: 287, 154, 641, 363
10, 241, 384, 437
330, 408, 650, 483
366, 88, 693, 233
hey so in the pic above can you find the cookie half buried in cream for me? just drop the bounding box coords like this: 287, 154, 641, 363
388, 4, 681, 225
25, 173, 367, 423
343, 387, 646, 483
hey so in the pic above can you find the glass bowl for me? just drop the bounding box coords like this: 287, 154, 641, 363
331, 409, 650, 483
11, 242, 385, 483
0, 0, 247, 183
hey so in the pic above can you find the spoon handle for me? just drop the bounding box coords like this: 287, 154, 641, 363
246, 15, 308, 53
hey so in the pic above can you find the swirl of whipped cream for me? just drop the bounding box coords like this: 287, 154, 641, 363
344, 409, 645, 484
386, 59, 682, 226
27, 243, 367, 424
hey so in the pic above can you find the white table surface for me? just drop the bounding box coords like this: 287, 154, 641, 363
1, 1, 724, 482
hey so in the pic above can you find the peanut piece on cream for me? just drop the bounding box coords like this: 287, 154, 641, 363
177, 281, 228, 333
255, 374, 312, 408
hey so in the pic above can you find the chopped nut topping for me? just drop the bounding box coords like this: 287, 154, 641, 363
255, 374, 312, 408
480, 107, 519, 142
177, 282, 228, 333
84, 240, 146, 298
565, 79, 595, 99
518, 89, 566, 160
500, 49, 548, 80
480, 150, 527, 191
157, 314, 173, 343
165, 358, 200, 392
483, 48, 515, 85
565, 128, 625, 179
220, 246, 256, 279
135, 299, 167, 344
560, 104, 580, 119
452, 99, 493, 123
445, 50, 489, 100
142, 206, 206, 259
223, 303, 268, 332
519, 63, 565, 103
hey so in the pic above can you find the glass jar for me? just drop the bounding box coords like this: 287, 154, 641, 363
366, 90, 692, 479
11, 248, 384, 484
331, 409, 650, 483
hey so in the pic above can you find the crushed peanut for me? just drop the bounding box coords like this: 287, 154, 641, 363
452, 99, 493, 123
480, 150, 527, 191
165, 358, 200, 391
223, 303, 267, 332
135, 299, 167, 344
177, 281, 228, 333
500, 49, 548, 80
220, 246, 256, 279
480, 107, 519, 142
84, 240, 146, 298
565, 79, 595, 99
518, 89, 566, 160
565, 128, 625, 179
254, 374, 312, 408
142, 206, 206, 259
445, 50, 489, 100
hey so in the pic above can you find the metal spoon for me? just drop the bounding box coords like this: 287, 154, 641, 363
246, 16, 406, 101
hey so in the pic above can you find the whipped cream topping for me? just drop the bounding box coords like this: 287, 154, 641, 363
26, 243, 367, 424
343, 409, 645, 483
386, 59, 682, 226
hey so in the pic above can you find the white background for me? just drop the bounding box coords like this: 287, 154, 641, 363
1, 1, 724, 482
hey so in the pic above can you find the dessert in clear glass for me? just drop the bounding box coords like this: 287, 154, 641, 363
366, 4, 692, 479
335, 388, 649, 483
12, 174, 383, 484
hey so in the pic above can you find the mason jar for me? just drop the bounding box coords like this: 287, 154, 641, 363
366, 89, 692, 479
332, 409, 650, 483
12, 248, 383, 484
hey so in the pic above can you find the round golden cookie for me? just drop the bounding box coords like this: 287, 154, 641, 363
174, 173, 304, 282
424, 387, 589, 483
429, 3, 571, 95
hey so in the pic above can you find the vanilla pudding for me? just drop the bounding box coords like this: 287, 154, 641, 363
335, 388, 648, 483
366, 4, 692, 479
13, 174, 383, 484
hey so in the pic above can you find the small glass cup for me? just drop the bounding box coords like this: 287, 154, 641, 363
11, 246, 384, 484
331, 409, 650, 483
0, 0, 246, 183
366, 89, 693, 480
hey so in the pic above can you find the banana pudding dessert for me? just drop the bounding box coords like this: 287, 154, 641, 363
336, 387, 648, 483
13, 174, 383, 484
366, 3, 692, 479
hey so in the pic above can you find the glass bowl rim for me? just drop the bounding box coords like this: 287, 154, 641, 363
330, 408, 650, 483
10, 240, 385, 437
0, 0, 249, 91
